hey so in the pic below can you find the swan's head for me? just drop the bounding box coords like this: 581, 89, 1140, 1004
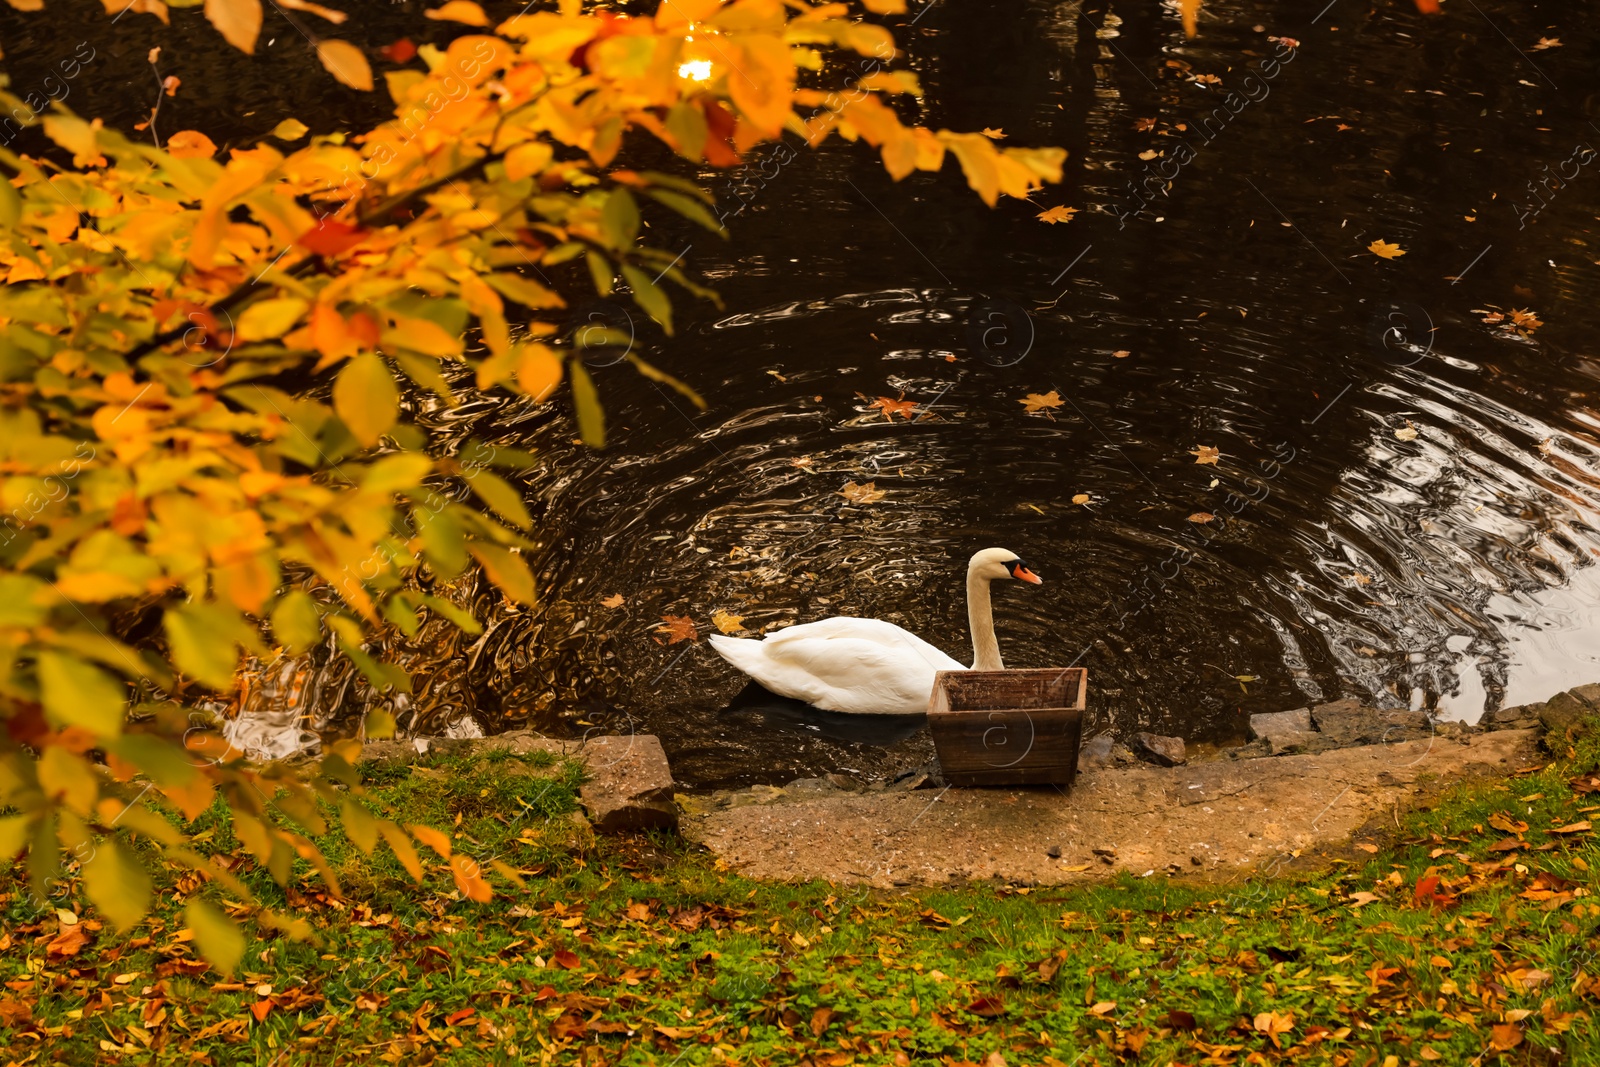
969, 547, 1042, 585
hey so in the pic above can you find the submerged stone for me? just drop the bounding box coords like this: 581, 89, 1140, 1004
1310, 699, 1429, 745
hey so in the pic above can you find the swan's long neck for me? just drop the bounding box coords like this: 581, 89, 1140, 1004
967, 567, 1003, 671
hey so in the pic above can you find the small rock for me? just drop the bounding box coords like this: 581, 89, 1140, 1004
1045, 845, 1062, 859
1491, 704, 1538, 725
1092, 847, 1116, 858
576, 734, 678, 833
785, 777, 839, 797
1571, 684, 1600, 710
891, 773, 930, 792
1077, 734, 1117, 772
826, 773, 862, 792
1130, 731, 1186, 766
1540, 691, 1595, 742
1190, 855, 1202, 866
1310, 699, 1429, 745
1248, 708, 1315, 753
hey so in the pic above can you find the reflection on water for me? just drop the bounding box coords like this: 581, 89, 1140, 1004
7, 0, 1599, 788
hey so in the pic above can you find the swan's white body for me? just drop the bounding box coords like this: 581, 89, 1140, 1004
708, 548, 1040, 715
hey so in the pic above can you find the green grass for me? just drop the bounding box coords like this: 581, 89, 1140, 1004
4, 731, 1599, 1066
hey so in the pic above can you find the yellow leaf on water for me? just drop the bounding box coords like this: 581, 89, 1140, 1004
317, 39, 373, 91
1368, 239, 1406, 260
981, 127, 1005, 139
601, 594, 625, 608
1036, 205, 1077, 224
205, 0, 263, 53
1071, 493, 1091, 505
166, 130, 218, 159
840, 480, 886, 505
711, 610, 746, 635
1189, 445, 1221, 465
269, 118, 309, 140
1019, 391, 1064, 414
1188, 512, 1215, 524
425, 0, 489, 25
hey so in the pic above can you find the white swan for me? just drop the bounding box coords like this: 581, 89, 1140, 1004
707, 547, 1042, 715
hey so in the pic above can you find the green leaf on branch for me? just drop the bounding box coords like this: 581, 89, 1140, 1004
463, 467, 532, 529
185, 898, 245, 976
602, 188, 641, 247
36, 651, 125, 736
621, 264, 673, 335
586, 251, 615, 297
334, 353, 399, 447
569, 359, 606, 448
82, 838, 150, 932
271, 591, 323, 655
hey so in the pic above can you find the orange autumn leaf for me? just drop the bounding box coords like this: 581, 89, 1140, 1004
1368, 239, 1406, 260
1036, 205, 1077, 224
655, 615, 697, 644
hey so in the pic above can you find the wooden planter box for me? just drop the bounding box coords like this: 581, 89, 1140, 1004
927, 668, 1086, 788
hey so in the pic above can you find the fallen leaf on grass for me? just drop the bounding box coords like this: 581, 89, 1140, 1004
1189, 445, 1220, 465
811, 1006, 835, 1037
966, 995, 1007, 1017
1087, 1000, 1117, 1016
1164, 1009, 1198, 1030
711, 610, 746, 634
1354, 842, 1379, 853
1490, 1023, 1523, 1050
1254, 1010, 1295, 1047
1036, 205, 1077, 224
1487, 837, 1522, 852
1369, 239, 1406, 260
1347, 891, 1382, 908
1489, 811, 1529, 835
552, 949, 581, 970
655, 615, 697, 643
46, 924, 92, 959
839, 480, 886, 505
1551, 821, 1592, 834
1019, 391, 1064, 414
446, 1007, 477, 1026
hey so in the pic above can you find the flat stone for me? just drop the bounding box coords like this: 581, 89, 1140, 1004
1077, 735, 1117, 772
1540, 691, 1595, 742
1130, 732, 1186, 767
1571, 684, 1600, 710
1310, 699, 1429, 745
1492, 704, 1539, 725
1249, 709, 1315, 753
575, 734, 678, 834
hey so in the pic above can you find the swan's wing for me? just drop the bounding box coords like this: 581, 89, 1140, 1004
748, 634, 949, 713
762, 617, 964, 671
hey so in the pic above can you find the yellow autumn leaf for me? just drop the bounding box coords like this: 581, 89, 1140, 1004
425, 0, 489, 25
1368, 239, 1406, 259
269, 118, 310, 140
317, 39, 373, 91
1189, 445, 1221, 465
334, 354, 399, 447
1036, 205, 1077, 224
711, 609, 746, 634
840, 480, 886, 504
205, 0, 263, 53
1019, 391, 1064, 414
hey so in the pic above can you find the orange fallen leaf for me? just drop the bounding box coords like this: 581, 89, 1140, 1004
868, 394, 917, 420
1189, 445, 1221, 465
1551, 821, 1592, 834
1019, 391, 1064, 414
601, 593, 624, 608
1187, 512, 1215, 524
1368, 239, 1406, 260
840, 480, 886, 505
980, 127, 1005, 139
446, 1007, 477, 1025
553, 949, 581, 970
1036, 205, 1077, 224
655, 615, 698, 643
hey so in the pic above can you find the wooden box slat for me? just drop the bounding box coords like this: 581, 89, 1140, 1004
927, 668, 1086, 788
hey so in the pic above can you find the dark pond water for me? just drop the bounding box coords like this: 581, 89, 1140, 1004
8, 0, 1600, 789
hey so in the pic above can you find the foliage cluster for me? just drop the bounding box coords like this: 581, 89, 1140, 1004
0, 0, 1064, 963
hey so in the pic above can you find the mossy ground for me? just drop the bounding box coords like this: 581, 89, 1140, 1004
4, 730, 1599, 1066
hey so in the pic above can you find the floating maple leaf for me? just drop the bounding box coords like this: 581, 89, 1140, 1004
1071, 493, 1092, 505
600, 593, 624, 608
862, 393, 917, 421
655, 615, 697, 644
980, 127, 1005, 139
1036, 205, 1077, 224
1019, 391, 1064, 414
1508, 308, 1543, 333
1187, 512, 1215, 524
1189, 445, 1221, 465
711, 610, 746, 634
839, 480, 886, 504
1530, 36, 1562, 51
1133, 117, 1157, 131
1112, 349, 1130, 358
1368, 239, 1406, 260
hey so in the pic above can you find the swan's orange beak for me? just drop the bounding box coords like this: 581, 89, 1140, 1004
1015, 565, 1042, 585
